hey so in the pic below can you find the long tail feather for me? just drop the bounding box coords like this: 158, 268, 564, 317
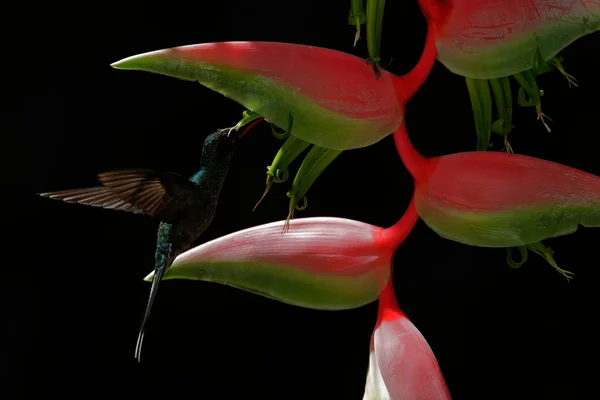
135, 260, 167, 363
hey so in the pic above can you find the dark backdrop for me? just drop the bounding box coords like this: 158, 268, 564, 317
4, 1, 598, 399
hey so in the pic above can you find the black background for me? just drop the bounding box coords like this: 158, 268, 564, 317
4, 1, 598, 399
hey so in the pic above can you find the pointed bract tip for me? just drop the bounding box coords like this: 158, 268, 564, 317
143, 271, 154, 282
110, 55, 138, 70
110, 49, 164, 70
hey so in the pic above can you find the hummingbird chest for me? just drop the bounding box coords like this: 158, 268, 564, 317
159, 198, 219, 251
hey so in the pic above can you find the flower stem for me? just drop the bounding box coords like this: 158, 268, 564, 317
394, 21, 438, 103
392, 123, 429, 181
377, 279, 405, 323
381, 196, 419, 250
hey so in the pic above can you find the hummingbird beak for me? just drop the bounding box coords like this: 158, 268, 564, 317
237, 117, 265, 140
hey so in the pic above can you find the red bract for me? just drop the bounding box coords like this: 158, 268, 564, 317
419, 0, 600, 148
112, 41, 427, 151
394, 121, 600, 277
363, 280, 451, 399
144, 202, 419, 310
428, 0, 600, 79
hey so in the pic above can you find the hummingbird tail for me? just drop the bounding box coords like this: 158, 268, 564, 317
135, 264, 167, 363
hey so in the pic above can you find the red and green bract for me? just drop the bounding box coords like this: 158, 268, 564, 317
363, 280, 451, 399
112, 41, 405, 151
421, 0, 600, 149
141, 199, 450, 397
415, 150, 600, 247
432, 0, 600, 79
144, 202, 418, 310
395, 122, 600, 255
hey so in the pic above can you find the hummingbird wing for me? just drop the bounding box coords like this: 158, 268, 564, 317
39, 169, 198, 223
98, 169, 197, 222
38, 186, 148, 214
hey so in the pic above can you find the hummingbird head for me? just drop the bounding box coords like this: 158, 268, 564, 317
200, 117, 264, 168
200, 128, 243, 166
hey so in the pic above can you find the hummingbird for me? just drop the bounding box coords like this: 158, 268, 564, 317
39, 127, 248, 362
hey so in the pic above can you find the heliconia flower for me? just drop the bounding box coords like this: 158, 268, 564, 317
395, 123, 600, 279
143, 201, 419, 310
363, 280, 451, 400
420, 0, 600, 149
111, 19, 438, 222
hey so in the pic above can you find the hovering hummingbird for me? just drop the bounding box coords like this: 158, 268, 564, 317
39, 127, 252, 362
